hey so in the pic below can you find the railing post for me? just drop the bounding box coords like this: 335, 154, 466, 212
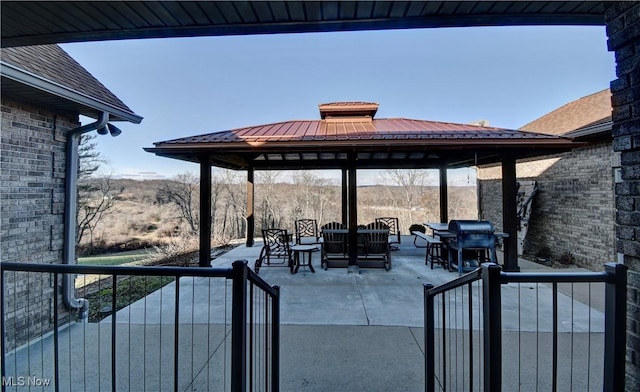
603, 262, 627, 392
231, 260, 248, 392
482, 263, 502, 392
272, 285, 280, 392
424, 283, 435, 392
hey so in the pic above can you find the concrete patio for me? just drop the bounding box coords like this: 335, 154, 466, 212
3, 236, 607, 391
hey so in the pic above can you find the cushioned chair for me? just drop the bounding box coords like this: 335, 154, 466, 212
254, 228, 293, 273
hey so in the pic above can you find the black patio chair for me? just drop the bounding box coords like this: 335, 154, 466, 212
254, 228, 293, 273
362, 221, 392, 270
320, 222, 348, 270
295, 218, 321, 245
375, 217, 401, 250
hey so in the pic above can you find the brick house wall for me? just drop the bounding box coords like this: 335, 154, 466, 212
478, 142, 616, 270
605, 2, 640, 390
1, 97, 78, 351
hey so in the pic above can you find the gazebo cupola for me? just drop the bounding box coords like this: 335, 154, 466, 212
318, 102, 379, 121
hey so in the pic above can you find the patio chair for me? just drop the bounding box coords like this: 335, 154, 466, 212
362, 221, 392, 270
320, 222, 348, 270
375, 217, 401, 250
295, 218, 321, 245
254, 228, 293, 273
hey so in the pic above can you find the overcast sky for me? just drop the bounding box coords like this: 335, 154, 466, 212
61, 25, 615, 184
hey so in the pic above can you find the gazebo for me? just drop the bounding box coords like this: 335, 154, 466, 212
145, 102, 578, 270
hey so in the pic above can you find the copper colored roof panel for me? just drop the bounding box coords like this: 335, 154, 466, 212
156, 117, 556, 146
318, 101, 379, 119
146, 107, 580, 170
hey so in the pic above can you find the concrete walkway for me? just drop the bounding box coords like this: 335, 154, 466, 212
3, 236, 607, 391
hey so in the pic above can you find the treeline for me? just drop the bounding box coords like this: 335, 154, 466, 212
79, 170, 477, 254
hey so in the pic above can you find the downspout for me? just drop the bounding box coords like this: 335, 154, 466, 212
62, 112, 109, 319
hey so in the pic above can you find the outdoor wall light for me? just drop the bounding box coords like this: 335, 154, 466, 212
96, 123, 123, 137
106, 123, 122, 137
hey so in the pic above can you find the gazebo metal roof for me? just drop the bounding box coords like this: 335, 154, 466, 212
146, 102, 578, 269
145, 103, 578, 171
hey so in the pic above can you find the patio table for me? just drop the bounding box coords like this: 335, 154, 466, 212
291, 244, 318, 274
423, 222, 449, 236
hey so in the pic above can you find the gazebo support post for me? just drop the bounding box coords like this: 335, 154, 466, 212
246, 167, 255, 247
347, 154, 358, 266
501, 155, 519, 271
199, 157, 212, 267
439, 164, 448, 223
341, 168, 348, 226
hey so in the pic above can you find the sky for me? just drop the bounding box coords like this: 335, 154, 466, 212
61, 25, 616, 185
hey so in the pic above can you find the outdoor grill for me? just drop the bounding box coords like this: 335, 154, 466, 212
447, 220, 497, 273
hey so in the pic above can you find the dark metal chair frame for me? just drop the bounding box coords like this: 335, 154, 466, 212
254, 228, 293, 273
294, 218, 321, 245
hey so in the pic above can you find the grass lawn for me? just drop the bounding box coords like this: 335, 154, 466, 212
85, 275, 175, 322
78, 249, 151, 266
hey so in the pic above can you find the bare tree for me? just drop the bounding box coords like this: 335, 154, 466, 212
76, 134, 122, 245
77, 174, 123, 245
291, 171, 336, 224
78, 134, 103, 178
156, 172, 200, 233
218, 170, 247, 239
257, 170, 284, 229
210, 170, 224, 244
378, 169, 435, 228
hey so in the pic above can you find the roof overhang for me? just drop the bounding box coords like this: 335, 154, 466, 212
1, 62, 143, 123
145, 137, 581, 171
1, 1, 606, 48
563, 118, 613, 142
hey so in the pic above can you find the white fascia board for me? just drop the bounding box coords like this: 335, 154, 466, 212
1, 62, 142, 124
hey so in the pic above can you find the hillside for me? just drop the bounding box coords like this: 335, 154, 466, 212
80, 177, 477, 254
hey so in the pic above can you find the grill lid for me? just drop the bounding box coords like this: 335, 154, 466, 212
448, 220, 495, 234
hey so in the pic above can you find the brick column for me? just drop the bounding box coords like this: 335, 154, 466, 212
605, 2, 640, 390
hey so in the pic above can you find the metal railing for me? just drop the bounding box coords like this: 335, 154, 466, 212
1, 260, 279, 392
424, 262, 627, 392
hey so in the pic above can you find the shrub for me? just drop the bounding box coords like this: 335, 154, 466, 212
146, 234, 199, 266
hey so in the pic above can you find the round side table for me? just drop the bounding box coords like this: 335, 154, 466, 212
291, 244, 318, 274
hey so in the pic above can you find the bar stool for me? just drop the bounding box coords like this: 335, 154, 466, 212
425, 236, 444, 269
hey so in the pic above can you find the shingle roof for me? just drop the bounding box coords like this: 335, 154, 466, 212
1, 44, 139, 120
520, 89, 612, 135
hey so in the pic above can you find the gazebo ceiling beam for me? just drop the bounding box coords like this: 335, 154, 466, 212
148, 145, 576, 171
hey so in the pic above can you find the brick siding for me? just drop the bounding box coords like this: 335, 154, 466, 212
478, 143, 616, 270
1, 97, 78, 351
605, 2, 640, 389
